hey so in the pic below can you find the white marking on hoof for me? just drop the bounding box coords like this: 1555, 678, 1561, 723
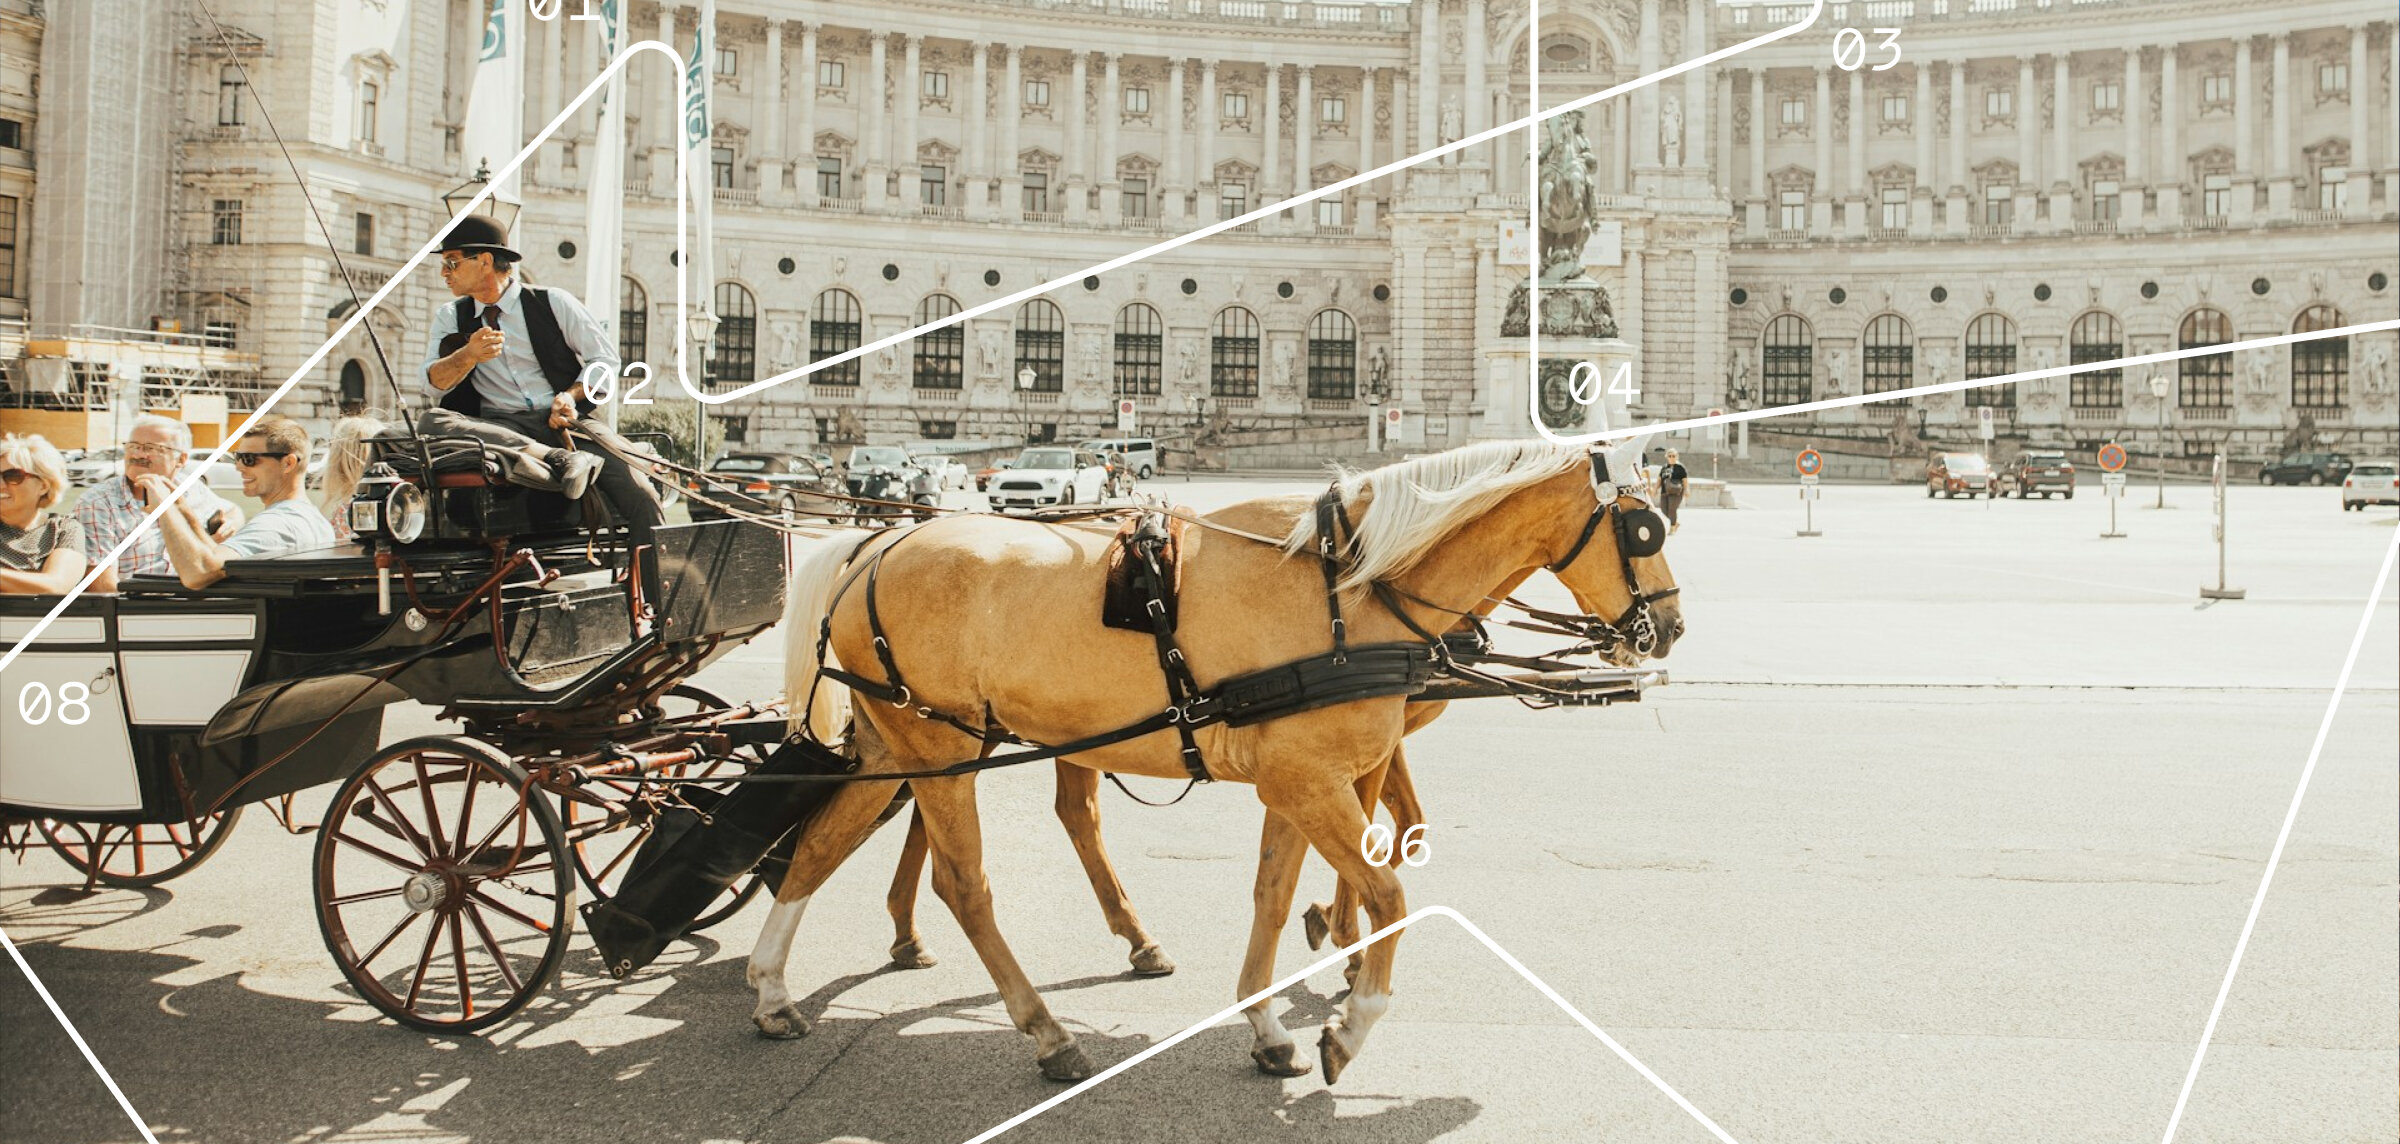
1318, 988, 1388, 1085
746, 895, 811, 1031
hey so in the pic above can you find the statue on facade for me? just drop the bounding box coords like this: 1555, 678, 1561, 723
2359, 338, 2393, 397
1368, 344, 1389, 395
770, 320, 803, 369
1438, 95, 1465, 165
1502, 109, 1618, 338
1660, 95, 1685, 167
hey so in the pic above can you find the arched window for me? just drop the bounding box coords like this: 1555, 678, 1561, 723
1307, 309, 1358, 400
618, 277, 649, 365
2291, 305, 2346, 408
1760, 314, 1812, 405
1862, 314, 1912, 395
2177, 307, 2232, 408
912, 294, 964, 389
1962, 313, 2016, 408
1113, 303, 1163, 396
2068, 311, 2123, 407
1211, 307, 1260, 397
709, 282, 757, 384
810, 289, 863, 386
1014, 299, 1063, 392
338, 359, 368, 411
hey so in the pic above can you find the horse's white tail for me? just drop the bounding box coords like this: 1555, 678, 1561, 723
781, 530, 868, 744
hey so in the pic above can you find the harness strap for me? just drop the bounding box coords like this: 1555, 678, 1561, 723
1312, 485, 1350, 665
1130, 516, 1212, 783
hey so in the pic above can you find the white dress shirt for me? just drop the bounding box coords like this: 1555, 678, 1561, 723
421, 277, 620, 412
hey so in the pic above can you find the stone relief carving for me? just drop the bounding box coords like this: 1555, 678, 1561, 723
770, 320, 803, 369
977, 326, 1005, 375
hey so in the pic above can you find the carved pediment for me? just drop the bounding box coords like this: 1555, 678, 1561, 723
1019, 146, 1060, 171
1310, 161, 1356, 186
1970, 158, 2018, 184
814, 130, 855, 156
1768, 163, 1815, 192
2187, 144, 2234, 174
2078, 151, 2125, 180
1117, 152, 1161, 177
918, 138, 959, 164
1867, 161, 1916, 187
1214, 157, 1258, 182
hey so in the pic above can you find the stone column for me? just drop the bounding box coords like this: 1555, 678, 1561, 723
2157, 44, 2181, 224
1295, 64, 1314, 199
1717, 70, 1735, 188
2049, 53, 2073, 230
2346, 25, 2372, 217
1845, 64, 1865, 233
2267, 32, 2293, 216
1811, 65, 1832, 233
650, 4, 680, 196
1001, 45, 1023, 216
797, 25, 819, 198
1264, 62, 1283, 200
2123, 45, 2145, 225
1748, 69, 1766, 234
1946, 58, 1968, 234
1635, 0, 1662, 169
535, 13, 562, 184
965, 41, 992, 218
1358, 66, 1379, 233
1066, 51, 1089, 221
900, 35, 922, 199
864, 32, 889, 208
1416, 4, 1438, 169
1913, 60, 1935, 232
1165, 58, 1187, 221
1099, 52, 1122, 224
2389, 24, 2400, 189
757, 20, 787, 205
1684, 0, 1709, 176
1464, 0, 1488, 169
2015, 55, 2036, 195
1198, 58, 1219, 219
2230, 37, 2254, 221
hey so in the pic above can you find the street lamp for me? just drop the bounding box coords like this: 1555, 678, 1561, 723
440, 161, 522, 231
1366, 388, 1385, 452
2147, 372, 2170, 508
688, 310, 720, 464
1017, 366, 1038, 443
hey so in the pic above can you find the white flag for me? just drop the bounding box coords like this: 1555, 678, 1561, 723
683, 0, 717, 382
457, 0, 524, 206
584, 0, 629, 422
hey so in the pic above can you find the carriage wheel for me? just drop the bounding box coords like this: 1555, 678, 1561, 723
561, 685, 769, 934
38, 807, 243, 889
314, 736, 572, 1035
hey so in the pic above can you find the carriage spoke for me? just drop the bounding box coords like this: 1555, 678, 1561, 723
327, 884, 409, 908
463, 887, 552, 935
459, 789, 534, 871
403, 910, 443, 1011
452, 762, 482, 861
330, 832, 423, 877
414, 759, 450, 859
461, 898, 524, 994
361, 776, 436, 861
167, 821, 197, 861
129, 827, 151, 876
449, 912, 474, 1020
355, 908, 424, 975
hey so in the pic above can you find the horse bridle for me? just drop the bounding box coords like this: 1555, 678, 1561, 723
1544, 450, 1679, 658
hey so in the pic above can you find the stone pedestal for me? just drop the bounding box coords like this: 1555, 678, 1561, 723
757, 159, 789, 206
1477, 335, 1636, 442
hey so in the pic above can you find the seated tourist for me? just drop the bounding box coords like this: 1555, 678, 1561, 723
0, 433, 91, 595
140, 416, 334, 590
319, 414, 385, 544
74, 413, 244, 593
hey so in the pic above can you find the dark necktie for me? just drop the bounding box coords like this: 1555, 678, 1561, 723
480, 304, 504, 332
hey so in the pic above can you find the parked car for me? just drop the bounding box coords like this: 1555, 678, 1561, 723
973, 458, 1014, 492
2259, 451, 2352, 486
64, 448, 120, 489
1926, 452, 1996, 498
910, 453, 971, 492
2001, 449, 2076, 499
988, 447, 1111, 511
2340, 461, 2398, 510
842, 445, 938, 523
1078, 437, 1160, 480
688, 451, 844, 521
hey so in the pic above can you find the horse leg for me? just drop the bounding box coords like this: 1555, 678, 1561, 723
1239, 807, 1313, 1077
1052, 760, 1175, 976
913, 773, 1093, 1081
1307, 746, 1419, 989
883, 807, 938, 969
745, 773, 905, 1039
1265, 779, 1408, 1086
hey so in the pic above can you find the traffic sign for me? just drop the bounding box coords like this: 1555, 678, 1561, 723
2097, 442, 2127, 472
1116, 398, 1136, 432
1976, 405, 1995, 440
1795, 448, 1823, 477
2102, 471, 2127, 489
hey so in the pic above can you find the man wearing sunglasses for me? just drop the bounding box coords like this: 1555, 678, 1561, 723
138, 416, 334, 590
72, 414, 245, 592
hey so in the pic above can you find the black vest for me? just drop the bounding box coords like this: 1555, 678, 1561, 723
436, 286, 595, 419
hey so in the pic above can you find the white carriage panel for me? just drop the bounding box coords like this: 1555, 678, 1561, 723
120, 650, 253, 725
0, 651, 141, 813
0, 616, 106, 643
119, 614, 257, 642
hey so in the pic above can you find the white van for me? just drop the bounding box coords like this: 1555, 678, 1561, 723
1078, 437, 1160, 479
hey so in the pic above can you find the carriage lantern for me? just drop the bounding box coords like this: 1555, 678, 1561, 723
440, 161, 522, 231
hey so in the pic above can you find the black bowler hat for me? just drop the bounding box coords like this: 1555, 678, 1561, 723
438, 215, 521, 261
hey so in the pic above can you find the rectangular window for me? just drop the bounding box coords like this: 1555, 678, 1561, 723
203, 321, 237, 350
1779, 96, 1806, 126
2202, 173, 2231, 216
817, 156, 843, 198
2318, 62, 2347, 97
211, 199, 242, 245
1317, 197, 1344, 227
2318, 167, 2348, 210
1220, 182, 1248, 219
1321, 96, 1346, 124
1124, 86, 1150, 114
1120, 176, 1149, 218
1983, 183, 2013, 225
2091, 80, 2120, 114
1986, 88, 2013, 118
1778, 189, 1806, 231
818, 60, 846, 88
1025, 79, 1050, 108
2092, 179, 2120, 221
1022, 170, 1050, 213
924, 71, 949, 99
712, 145, 735, 189
2201, 74, 2231, 104
716, 47, 737, 77
359, 81, 380, 144
0, 195, 17, 299
0, 119, 21, 150
1882, 94, 1908, 123
218, 66, 246, 127
1880, 186, 1909, 229
353, 212, 373, 256
1223, 92, 1249, 119
921, 164, 948, 206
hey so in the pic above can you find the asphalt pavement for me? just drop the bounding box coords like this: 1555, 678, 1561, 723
4, 479, 2393, 1144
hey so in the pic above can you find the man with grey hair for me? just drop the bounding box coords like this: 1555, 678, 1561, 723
74, 413, 244, 592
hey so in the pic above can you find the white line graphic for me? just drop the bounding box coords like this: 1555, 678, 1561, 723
2158, 532, 2400, 1144
1, 928, 160, 1144
958, 904, 1744, 1144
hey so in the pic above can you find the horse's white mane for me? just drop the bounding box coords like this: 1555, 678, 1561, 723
1281, 439, 1587, 593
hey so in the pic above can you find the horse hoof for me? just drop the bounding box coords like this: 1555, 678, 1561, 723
888, 941, 937, 970
1317, 1026, 1354, 1085
1301, 902, 1331, 950
753, 1004, 812, 1040
1128, 944, 1176, 977
1038, 1042, 1095, 1082
1251, 1043, 1313, 1078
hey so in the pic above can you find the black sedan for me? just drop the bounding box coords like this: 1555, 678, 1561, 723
688, 452, 845, 521
2258, 451, 2353, 486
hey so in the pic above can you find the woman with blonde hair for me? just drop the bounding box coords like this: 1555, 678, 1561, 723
319, 415, 385, 543
0, 433, 90, 594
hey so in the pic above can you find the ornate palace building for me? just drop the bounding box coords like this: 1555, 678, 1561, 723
1, 0, 2393, 462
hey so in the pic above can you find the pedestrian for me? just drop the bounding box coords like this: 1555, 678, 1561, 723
0, 433, 89, 595
140, 416, 335, 590
1658, 448, 1689, 532
73, 413, 245, 592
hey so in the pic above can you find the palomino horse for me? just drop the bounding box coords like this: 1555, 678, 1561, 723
749, 440, 1680, 1082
